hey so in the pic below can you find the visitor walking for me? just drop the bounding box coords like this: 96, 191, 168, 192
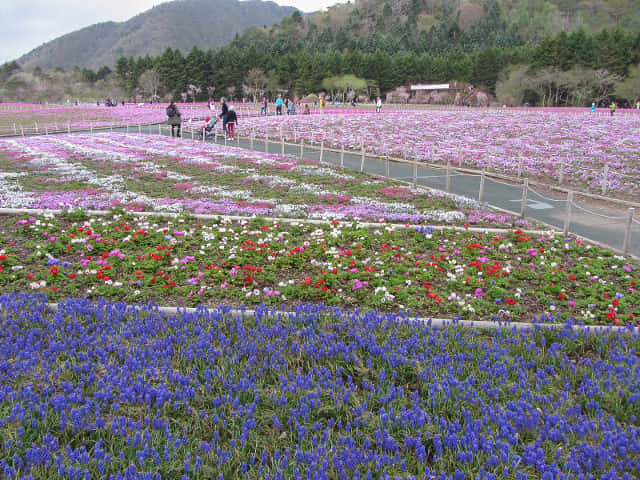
275, 95, 283, 115
225, 106, 238, 140
591, 102, 596, 112
219, 97, 229, 134
260, 97, 268, 115
609, 101, 616, 116
166, 101, 181, 137
376, 96, 382, 113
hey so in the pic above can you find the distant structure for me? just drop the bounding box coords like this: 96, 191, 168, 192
387, 82, 490, 105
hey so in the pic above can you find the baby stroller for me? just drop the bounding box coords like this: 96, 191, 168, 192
201, 117, 217, 140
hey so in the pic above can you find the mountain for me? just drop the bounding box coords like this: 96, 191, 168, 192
254, 0, 639, 48
17, 0, 297, 70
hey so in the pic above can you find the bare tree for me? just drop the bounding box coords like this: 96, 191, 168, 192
138, 70, 162, 102
245, 68, 268, 102
615, 64, 640, 104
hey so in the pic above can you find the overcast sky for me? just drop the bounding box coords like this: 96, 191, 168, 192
0, 0, 337, 65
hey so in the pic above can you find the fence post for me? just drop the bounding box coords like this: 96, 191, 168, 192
521, 178, 528, 218
281, 135, 285, 155
224, 135, 227, 146
413, 163, 418, 187
91, 124, 94, 135
67, 123, 71, 134
563, 191, 573, 236
300, 139, 304, 160
446, 160, 451, 193
35, 122, 38, 133
265, 136, 268, 154
559, 157, 565, 185
126, 124, 129, 134
360, 140, 365, 172
623, 208, 635, 257
385, 155, 390, 178
517, 156, 523, 178
138, 124, 141, 134
340, 145, 345, 169
602, 165, 609, 196
479, 169, 485, 203
159, 124, 162, 135
20, 125, 24, 136
458, 147, 462, 168
250, 135, 254, 150
320, 141, 324, 163
45, 126, 48, 135
191, 128, 194, 141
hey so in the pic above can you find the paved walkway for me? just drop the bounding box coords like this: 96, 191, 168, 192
177, 127, 638, 258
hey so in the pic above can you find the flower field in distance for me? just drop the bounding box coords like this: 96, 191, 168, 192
240, 108, 640, 200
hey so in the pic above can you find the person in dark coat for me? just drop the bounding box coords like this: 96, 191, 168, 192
225, 106, 238, 139
166, 102, 181, 137
219, 97, 229, 135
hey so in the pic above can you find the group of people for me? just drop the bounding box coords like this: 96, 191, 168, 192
165, 98, 238, 139
262, 96, 310, 115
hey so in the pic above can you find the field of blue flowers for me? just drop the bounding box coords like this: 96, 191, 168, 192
1, 293, 638, 479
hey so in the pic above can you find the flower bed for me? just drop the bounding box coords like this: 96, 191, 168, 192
0, 293, 638, 479
0, 133, 520, 226
0, 210, 637, 324
240, 109, 640, 199
0, 103, 238, 134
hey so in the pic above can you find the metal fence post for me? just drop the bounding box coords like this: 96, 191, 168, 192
265, 136, 268, 154
602, 165, 609, 196
623, 208, 635, 257
413, 163, 418, 187
360, 140, 365, 172
521, 178, 528, 218
320, 141, 324, 163
563, 191, 573, 236
446, 160, 451, 192
281, 135, 284, 155
340, 145, 345, 169
300, 139, 304, 160
138, 124, 141, 134
517, 156, 523, 178
479, 169, 485, 203
250, 135, 254, 150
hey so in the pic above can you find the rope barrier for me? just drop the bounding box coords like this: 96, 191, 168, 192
527, 186, 568, 203
570, 201, 628, 221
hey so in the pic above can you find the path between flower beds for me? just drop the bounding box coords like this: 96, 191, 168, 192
44, 301, 639, 335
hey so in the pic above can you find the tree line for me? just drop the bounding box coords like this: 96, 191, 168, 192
99, 25, 640, 106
